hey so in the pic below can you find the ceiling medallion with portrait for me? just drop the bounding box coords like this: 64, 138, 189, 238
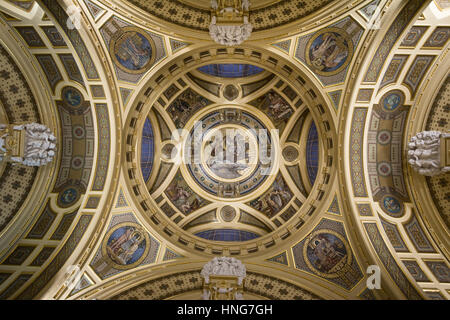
124, 51, 336, 255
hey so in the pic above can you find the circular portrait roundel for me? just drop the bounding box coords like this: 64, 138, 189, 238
303, 229, 352, 279
62, 86, 83, 108
57, 185, 82, 208
110, 26, 156, 74
381, 195, 404, 218
380, 90, 405, 112
306, 27, 354, 76
102, 222, 150, 270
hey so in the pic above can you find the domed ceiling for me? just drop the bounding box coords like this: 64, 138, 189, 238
0, 0, 449, 302
135, 62, 323, 244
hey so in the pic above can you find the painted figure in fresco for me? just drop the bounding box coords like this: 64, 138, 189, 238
383, 197, 401, 214
63, 88, 82, 106
307, 234, 347, 273
250, 175, 292, 217
383, 93, 401, 111
165, 174, 205, 215
205, 131, 251, 179
310, 32, 348, 72
168, 90, 211, 128
266, 92, 293, 122
107, 226, 146, 265
115, 32, 152, 71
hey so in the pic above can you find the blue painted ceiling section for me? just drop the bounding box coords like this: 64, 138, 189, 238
141, 117, 155, 182
197, 64, 264, 78
195, 229, 260, 242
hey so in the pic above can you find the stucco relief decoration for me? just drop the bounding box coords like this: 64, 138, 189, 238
0, 123, 56, 166
408, 131, 450, 176
201, 257, 246, 300
209, 0, 252, 46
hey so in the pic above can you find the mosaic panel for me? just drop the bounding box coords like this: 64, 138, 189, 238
267, 252, 289, 266
41, 0, 99, 79
380, 55, 409, 90
367, 90, 410, 216
364, 0, 424, 82
364, 223, 422, 300
90, 213, 160, 280
272, 40, 291, 54
292, 218, 363, 290
424, 261, 450, 283
380, 218, 409, 253
295, 16, 364, 86
400, 26, 428, 47
34, 54, 63, 93
402, 260, 431, 282
92, 104, 110, 191
423, 27, 450, 48
162, 248, 183, 261
17, 215, 92, 299
357, 203, 373, 217
15, 26, 45, 47
40, 26, 66, 47
404, 215, 436, 253
100, 16, 166, 83
1, 245, 35, 265
169, 38, 189, 53
0, 274, 32, 300
403, 55, 435, 98
350, 108, 368, 197
26, 202, 57, 239
59, 54, 85, 87
29, 247, 56, 267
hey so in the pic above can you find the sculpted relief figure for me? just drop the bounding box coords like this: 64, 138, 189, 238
201, 257, 246, 300
209, 0, 252, 46
407, 131, 450, 176
0, 123, 56, 167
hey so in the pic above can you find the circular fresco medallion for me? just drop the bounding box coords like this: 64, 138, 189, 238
72, 125, 86, 139
377, 130, 392, 145
381, 91, 404, 112
110, 26, 156, 74
184, 108, 276, 199
71, 156, 84, 170
303, 230, 351, 279
62, 86, 83, 108
381, 195, 404, 217
223, 85, 239, 101
57, 185, 82, 208
306, 27, 353, 76
102, 222, 150, 270
282, 146, 299, 162
377, 162, 392, 177
220, 206, 237, 222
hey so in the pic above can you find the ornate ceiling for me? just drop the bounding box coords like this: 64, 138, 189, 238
0, 0, 448, 301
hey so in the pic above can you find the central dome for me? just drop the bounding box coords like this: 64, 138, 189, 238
184, 107, 277, 199
124, 49, 335, 254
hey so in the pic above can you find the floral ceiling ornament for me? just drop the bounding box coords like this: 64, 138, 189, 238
209, 0, 253, 46
407, 131, 450, 176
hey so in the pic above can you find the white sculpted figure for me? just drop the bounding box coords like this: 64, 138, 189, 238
407, 131, 450, 176
201, 257, 246, 300
209, 0, 252, 46
0, 123, 56, 167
